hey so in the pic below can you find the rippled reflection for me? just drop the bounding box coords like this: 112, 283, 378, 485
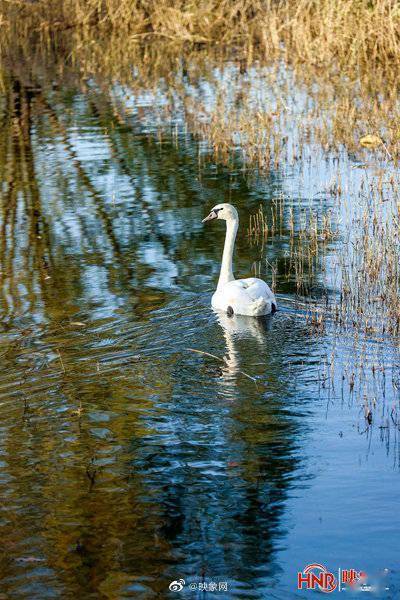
0, 68, 399, 598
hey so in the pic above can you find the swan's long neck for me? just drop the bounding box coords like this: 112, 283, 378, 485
217, 218, 238, 289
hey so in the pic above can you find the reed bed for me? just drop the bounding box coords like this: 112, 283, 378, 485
1, 0, 400, 79
246, 176, 400, 340
2, 0, 400, 160
247, 198, 336, 298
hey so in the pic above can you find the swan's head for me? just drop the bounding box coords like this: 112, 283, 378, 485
202, 203, 238, 224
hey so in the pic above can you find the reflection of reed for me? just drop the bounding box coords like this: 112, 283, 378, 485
0, 78, 53, 317
0, 68, 336, 600
36, 93, 127, 263
0, 73, 208, 319
0, 62, 397, 600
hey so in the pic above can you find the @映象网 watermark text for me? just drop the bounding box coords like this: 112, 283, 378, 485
169, 579, 228, 592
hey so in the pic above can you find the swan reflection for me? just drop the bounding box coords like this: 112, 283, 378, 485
214, 310, 274, 384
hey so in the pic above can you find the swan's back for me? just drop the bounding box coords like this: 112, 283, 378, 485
212, 277, 276, 316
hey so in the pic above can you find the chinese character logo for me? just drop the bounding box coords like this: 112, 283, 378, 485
169, 579, 185, 592
342, 569, 364, 588
297, 563, 338, 593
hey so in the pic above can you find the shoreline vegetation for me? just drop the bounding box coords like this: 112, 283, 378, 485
1, 0, 400, 73
1, 0, 400, 159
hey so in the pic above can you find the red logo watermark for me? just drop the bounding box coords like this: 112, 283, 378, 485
297, 563, 366, 593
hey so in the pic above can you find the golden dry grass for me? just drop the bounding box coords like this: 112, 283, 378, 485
2, 0, 399, 163
1, 0, 400, 77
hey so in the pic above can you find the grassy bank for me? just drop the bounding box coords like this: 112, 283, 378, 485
1, 0, 400, 76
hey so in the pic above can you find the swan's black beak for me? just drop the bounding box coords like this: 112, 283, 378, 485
202, 210, 218, 223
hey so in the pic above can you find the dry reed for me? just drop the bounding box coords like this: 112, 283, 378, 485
1, 0, 400, 79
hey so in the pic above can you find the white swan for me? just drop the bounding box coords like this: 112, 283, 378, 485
202, 203, 277, 317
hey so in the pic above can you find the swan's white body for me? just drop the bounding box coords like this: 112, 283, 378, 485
202, 203, 277, 317
211, 277, 276, 316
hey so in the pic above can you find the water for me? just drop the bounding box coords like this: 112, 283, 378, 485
0, 68, 399, 599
